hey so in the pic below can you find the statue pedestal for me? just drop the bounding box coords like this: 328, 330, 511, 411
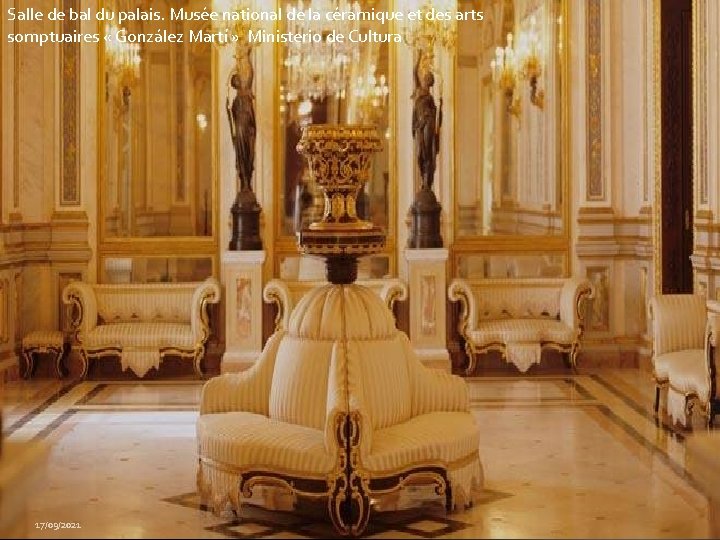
405, 248, 450, 371
221, 250, 266, 373
228, 188, 263, 251
407, 188, 443, 248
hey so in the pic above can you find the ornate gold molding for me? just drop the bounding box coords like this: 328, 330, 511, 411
652, 0, 662, 295
60, 0, 80, 206
586, 0, 604, 202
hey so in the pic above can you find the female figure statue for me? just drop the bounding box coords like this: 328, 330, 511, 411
226, 48, 256, 192
411, 53, 443, 191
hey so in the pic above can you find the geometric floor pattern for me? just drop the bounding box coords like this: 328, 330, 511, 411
2, 369, 715, 538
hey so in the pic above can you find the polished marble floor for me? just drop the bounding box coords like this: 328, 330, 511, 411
2, 370, 715, 538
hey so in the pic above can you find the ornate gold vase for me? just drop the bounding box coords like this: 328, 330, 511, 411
296, 124, 385, 284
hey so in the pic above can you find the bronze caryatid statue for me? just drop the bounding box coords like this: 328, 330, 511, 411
227, 60, 256, 192
227, 46, 262, 251
412, 54, 443, 192
408, 52, 444, 248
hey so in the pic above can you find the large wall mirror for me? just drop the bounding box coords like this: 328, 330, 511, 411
454, 0, 568, 276
98, 0, 217, 281
274, 0, 395, 280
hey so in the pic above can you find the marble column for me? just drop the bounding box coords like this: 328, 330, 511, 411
404, 248, 450, 371
221, 250, 266, 372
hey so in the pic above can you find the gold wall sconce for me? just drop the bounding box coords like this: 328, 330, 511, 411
491, 33, 521, 117
491, 16, 545, 116
518, 16, 544, 109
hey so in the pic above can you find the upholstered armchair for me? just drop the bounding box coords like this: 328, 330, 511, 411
197, 284, 483, 536
648, 294, 714, 426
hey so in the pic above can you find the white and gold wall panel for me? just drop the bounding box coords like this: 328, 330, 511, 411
691, 0, 720, 300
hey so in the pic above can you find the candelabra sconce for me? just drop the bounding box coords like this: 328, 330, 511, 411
491, 17, 545, 116
491, 33, 521, 117
518, 16, 545, 109
105, 22, 141, 114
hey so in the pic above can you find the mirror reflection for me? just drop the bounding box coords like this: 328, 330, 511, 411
102, 256, 213, 284
278, 0, 392, 238
102, 0, 213, 238
456, 0, 564, 236
456, 253, 565, 279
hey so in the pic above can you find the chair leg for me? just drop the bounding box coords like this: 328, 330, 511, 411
654, 385, 660, 415
79, 349, 89, 380
708, 401, 717, 429
193, 351, 205, 379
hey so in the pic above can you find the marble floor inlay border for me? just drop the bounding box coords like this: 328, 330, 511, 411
6, 371, 714, 538
590, 373, 687, 441
3, 380, 80, 437
571, 379, 704, 496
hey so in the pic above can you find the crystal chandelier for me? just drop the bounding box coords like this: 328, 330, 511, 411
105, 22, 141, 91
283, 0, 361, 105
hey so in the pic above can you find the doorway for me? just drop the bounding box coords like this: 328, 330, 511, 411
660, 0, 693, 294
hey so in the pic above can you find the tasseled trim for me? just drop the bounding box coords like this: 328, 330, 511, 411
667, 387, 689, 427
447, 454, 484, 510
197, 461, 239, 514
197, 462, 296, 515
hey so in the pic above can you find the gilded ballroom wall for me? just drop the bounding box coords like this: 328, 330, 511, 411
2, 0, 720, 374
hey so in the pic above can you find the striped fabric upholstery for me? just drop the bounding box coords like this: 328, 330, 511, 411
62, 279, 221, 377
95, 285, 195, 324
472, 282, 563, 321
401, 334, 469, 416
654, 350, 704, 381
649, 294, 710, 426
364, 412, 479, 472
449, 277, 592, 373
352, 336, 411, 430
468, 319, 576, 347
22, 330, 64, 347
200, 331, 285, 416
269, 337, 334, 430
197, 412, 334, 475
288, 284, 397, 340
198, 281, 483, 520
650, 294, 706, 357
83, 323, 194, 349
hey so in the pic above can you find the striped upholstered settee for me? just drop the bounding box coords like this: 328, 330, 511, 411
449, 277, 593, 374
197, 283, 483, 536
62, 278, 220, 378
